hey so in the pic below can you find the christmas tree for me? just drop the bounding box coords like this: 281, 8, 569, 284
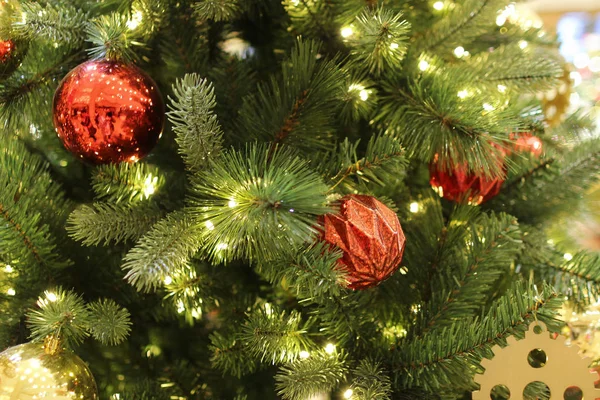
0, 0, 598, 399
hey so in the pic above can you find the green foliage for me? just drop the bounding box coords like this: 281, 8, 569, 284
168, 73, 224, 171
190, 143, 330, 263
275, 349, 348, 400
122, 210, 203, 292
237, 39, 347, 152
87, 299, 132, 345
27, 288, 131, 348
193, 0, 241, 22
86, 13, 144, 61
350, 359, 392, 400
258, 242, 346, 301
13, 2, 88, 45
392, 281, 562, 393
91, 163, 167, 204
0, 136, 71, 271
241, 305, 315, 364
210, 331, 258, 378
67, 202, 163, 246
339, 80, 377, 123
348, 7, 411, 76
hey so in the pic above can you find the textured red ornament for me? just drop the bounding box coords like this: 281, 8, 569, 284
510, 132, 543, 157
429, 150, 506, 205
0, 39, 14, 63
53, 60, 165, 164
320, 195, 406, 290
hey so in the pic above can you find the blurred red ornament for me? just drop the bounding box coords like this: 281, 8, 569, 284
53, 60, 165, 164
0, 39, 14, 62
320, 195, 406, 290
510, 132, 543, 157
429, 153, 505, 205
0, 39, 24, 79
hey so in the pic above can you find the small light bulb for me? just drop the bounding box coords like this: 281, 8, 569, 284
518, 40, 528, 49
7, 288, 16, 296
564, 253, 573, 261
457, 90, 469, 99
46, 292, 58, 302
126, 10, 143, 30
496, 15, 506, 26
453, 46, 465, 58
4, 265, 13, 273
343, 389, 354, 399
299, 351, 310, 359
359, 90, 369, 101
205, 221, 215, 231
228, 199, 238, 208
143, 174, 157, 198
341, 26, 354, 38
433, 1, 444, 10
390, 42, 399, 50
164, 276, 173, 285
483, 103, 495, 111
324, 343, 336, 354
409, 202, 419, 213
418, 60, 430, 71
497, 84, 507, 93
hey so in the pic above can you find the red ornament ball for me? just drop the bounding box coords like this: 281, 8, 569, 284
0, 39, 24, 79
321, 195, 406, 290
510, 132, 543, 157
429, 162, 505, 205
53, 60, 165, 164
0, 39, 15, 62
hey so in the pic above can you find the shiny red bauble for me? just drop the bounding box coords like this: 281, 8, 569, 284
320, 195, 406, 290
0, 39, 24, 79
0, 39, 14, 63
429, 163, 504, 205
53, 60, 165, 164
510, 132, 543, 157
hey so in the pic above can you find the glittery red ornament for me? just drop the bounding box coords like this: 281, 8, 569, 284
429, 149, 506, 205
0, 39, 14, 62
510, 132, 543, 157
0, 39, 24, 79
320, 195, 406, 290
53, 60, 165, 164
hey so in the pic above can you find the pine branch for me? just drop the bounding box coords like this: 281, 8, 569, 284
122, 210, 203, 292
168, 73, 224, 172
241, 305, 315, 364
163, 261, 212, 324
391, 281, 562, 393
348, 7, 411, 76
237, 38, 347, 152
210, 331, 258, 378
193, 0, 241, 22
87, 299, 132, 346
190, 143, 330, 263
91, 163, 167, 204
275, 349, 348, 400
86, 13, 145, 61
350, 359, 392, 400
67, 202, 164, 246
13, 2, 88, 45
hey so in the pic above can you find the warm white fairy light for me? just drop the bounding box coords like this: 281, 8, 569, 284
433, 1, 444, 10
453, 46, 465, 58
390, 42, 399, 50
126, 10, 143, 30
409, 202, 419, 213
299, 350, 310, 359
216, 243, 228, 250
564, 253, 573, 261
343, 389, 354, 399
324, 343, 336, 354
46, 291, 58, 302
143, 174, 158, 198
418, 60, 430, 71
340, 26, 354, 38
228, 199, 238, 208
518, 40, 528, 49
457, 89, 469, 99
483, 103, 495, 112
164, 276, 173, 285
4, 264, 13, 273
348, 83, 370, 101
497, 84, 507, 93
7, 288, 16, 296
205, 220, 215, 231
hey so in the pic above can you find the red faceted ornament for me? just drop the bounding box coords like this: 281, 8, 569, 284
510, 132, 543, 157
53, 60, 165, 164
320, 195, 406, 290
0, 39, 14, 63
429, 149, 506, 205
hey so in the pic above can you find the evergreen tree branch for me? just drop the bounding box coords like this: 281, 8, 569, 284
210, 331, 258, 378
13, 2, 88, 45
168, 73, 224, 171
86, 13, 145, 61
87, 299, 132, 346
91, 163, 167, 204
193, 0, 241, 22
67, 202, 164, 246
350, 359, 392, 400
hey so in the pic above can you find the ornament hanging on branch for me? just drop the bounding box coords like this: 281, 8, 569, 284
0, 39, 25, 80
473, 322, 600, 400
0, 336, 98, 399
320, 194, 406, 290
510, 132, 543, 157
53, 59, 165, 164
429, 151, 506, 205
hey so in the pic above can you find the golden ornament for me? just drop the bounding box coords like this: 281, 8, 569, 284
0, 340, 98, 399
472, 322, 600, 400
542, 64, 573, 128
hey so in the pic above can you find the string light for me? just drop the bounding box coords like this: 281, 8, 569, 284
518, 40, 528, 49
164, 276, 173, 285
7, 288, 15, 296
4, 264, 13, 273
340, 26, 354, 38
433, 1, 444, 10
453, 46, 465, 58
126, 10, 143, 30
46, 291, 58, 302
497, 84, 507, 93
324, 343, 336, 354
457, 89, 469, 99
343, 389, 354, 399
348, 84, 370, 101
299, 351, 310, 359
409, 202, 420, 213
228, 199, 238, 208
390, 42, 399, 50
418, 60, 430, 71
564, 253, 573, 261
205, 220, 215, 231
483, 103, 495, 112
143, 174, 158, 198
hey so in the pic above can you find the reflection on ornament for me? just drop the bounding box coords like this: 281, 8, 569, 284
53, 60, 165, 164
0, 342, 98, 399
320, 195, 406, 290
510, 132, 543, 157
473, 322, 600, 400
